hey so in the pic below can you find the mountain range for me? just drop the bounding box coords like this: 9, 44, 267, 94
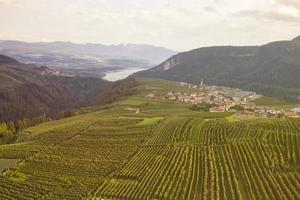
134, 36, 300, 102
0, 40, 176, 77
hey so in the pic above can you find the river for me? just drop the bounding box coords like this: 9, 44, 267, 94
103, 67, 145, 81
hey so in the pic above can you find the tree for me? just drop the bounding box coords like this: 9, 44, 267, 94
229, 105, 244, 112
7, 121, 16, 132
189, 103, 212, 112
0, 123, 13, 143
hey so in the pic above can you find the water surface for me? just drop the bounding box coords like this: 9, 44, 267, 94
103, 67, 144, 81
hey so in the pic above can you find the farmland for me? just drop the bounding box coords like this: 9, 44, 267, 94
0, 78, 300, 199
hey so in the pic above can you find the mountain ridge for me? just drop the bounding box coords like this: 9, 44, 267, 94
134, 36, 300, 102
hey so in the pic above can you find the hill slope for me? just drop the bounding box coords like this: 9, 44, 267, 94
134, 36, 300, 102
0, 55, 137, 122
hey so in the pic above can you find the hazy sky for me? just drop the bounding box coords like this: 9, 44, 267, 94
0, 0, 300, 51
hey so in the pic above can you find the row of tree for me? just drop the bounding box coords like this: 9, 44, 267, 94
0, 114, 51, 143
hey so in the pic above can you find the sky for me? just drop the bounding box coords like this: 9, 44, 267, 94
0, 0, 300, 51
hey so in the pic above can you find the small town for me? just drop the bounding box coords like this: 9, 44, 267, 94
145, 81, 300, 118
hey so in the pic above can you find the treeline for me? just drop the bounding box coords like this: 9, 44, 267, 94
189, 103, 212, 112
0, 114, 51, 143
95, 78, 138, 105
0, 76, 138, 123
0, 110, 86, 144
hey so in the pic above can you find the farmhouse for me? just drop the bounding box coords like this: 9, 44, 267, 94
146, 93, 155, 98
223, 91, 256, 101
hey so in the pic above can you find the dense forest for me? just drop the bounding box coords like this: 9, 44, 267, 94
0, 55, 138, 142
134, 36, 300, 102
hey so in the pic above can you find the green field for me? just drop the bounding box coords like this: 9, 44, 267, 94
136, 78, 195, 94
252, 96, 295, 108
137, 117, 164, 126
0, 79, 300, 199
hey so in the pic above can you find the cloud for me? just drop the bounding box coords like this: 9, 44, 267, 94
232, 1, 300, 23
275, 0, 300, 10
203, 6, 218, 13
0, 0, 24, 8
213, 0, 226, 5
1, 0, 300, 51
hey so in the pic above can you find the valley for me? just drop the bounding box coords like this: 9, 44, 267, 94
2, 1, 300, 199
0, 78, 299, 199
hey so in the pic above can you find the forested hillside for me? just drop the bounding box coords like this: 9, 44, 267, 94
0, 55, 138, 125
134, 36, 300, 102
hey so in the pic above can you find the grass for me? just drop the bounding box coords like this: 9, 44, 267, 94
252, 96, 292, 107
118, 96, 161, 106
226, 115, 238, 123
136, 77, 195, 93
137, 117, 164, 126
7, 163, 28, 182
8, 171, 28, 182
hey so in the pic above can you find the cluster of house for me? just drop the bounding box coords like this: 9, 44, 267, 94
287, 108, 300, 118
243, 105, 299, 118
40, 66, 74, 77
145, 81, 300, 118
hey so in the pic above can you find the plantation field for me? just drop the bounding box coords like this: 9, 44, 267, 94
137, 117, 164, 126
0, 79, 300, 199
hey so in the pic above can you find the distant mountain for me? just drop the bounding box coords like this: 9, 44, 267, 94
0, 40, 176, 67
134, 36, 300, 102
0, 55, 138, 123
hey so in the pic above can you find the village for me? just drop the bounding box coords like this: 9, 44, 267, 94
145, 80, 300, 118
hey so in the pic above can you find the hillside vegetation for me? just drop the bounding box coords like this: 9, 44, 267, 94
0, 78, 299, 199
0, 55, 138, 123
134, 36, 300, 102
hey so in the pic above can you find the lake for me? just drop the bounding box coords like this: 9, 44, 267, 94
103, 67, 144, 81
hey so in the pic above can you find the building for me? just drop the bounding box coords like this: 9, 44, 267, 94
210, 106, 226, 112
292, 108, 300, 113
146, 93, 155, 98
223, 91, 256, 101
285, 111, 299, 118
190, 92, 198, 97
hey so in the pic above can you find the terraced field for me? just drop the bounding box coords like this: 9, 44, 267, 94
0, 80, 299, 199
